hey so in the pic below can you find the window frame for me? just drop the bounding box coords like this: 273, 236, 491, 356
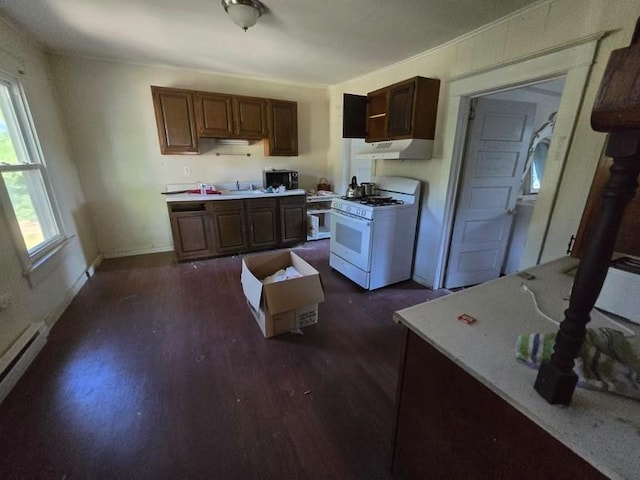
0, 70, 67, 274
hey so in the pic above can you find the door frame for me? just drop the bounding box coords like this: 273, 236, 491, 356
434, 34, 604, 289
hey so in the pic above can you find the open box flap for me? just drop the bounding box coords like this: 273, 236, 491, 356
241, 260, 264, 313
263, 274, 324, 315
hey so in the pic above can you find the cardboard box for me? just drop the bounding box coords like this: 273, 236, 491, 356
241, 251, 325, 338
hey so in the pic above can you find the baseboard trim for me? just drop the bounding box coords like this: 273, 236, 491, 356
102, 245, 174, 259
0, 253, 105, 404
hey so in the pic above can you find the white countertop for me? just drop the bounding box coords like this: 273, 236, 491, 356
393, 256, 640, 480
165, 189, 306, 203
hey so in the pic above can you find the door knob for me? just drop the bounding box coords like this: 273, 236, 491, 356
506, 208, 516, 216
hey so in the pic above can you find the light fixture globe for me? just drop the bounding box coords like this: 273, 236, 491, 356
222, 0, 265, 31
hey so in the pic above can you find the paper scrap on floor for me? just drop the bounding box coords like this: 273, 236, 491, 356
263, 266, 303, 284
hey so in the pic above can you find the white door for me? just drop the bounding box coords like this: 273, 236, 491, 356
445, 98, 536, 289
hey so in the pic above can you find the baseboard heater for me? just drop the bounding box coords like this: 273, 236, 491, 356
0, 322, 48, 404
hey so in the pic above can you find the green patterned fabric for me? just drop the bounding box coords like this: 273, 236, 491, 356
516, 328, 640, 400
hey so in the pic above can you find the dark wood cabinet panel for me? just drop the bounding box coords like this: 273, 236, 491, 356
168, 203, 213, 260
246, 198, 278, 249
386, 80, 415, 137
234, 96, 268, 139
152, 86, 295, 156
210, 200, 248, 254
266, 100, 298, 156
151, 86, 198, 154
573, 150, 640, 258
392, 329, 605, 480
194, 93, 234, 137
343, 76, 440, 143
169, 195, 306, 260
278, 195, 306, 244
194, 93, 267, 139
342, 93, 368, 138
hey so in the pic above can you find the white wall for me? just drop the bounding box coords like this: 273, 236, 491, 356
48, 57, 330, 257
0, 19, 99, 356
328, 0, 640, 287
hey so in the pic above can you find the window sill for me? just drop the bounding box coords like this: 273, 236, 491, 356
23, 236, 74, 288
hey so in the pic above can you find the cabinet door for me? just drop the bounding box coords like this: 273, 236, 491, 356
279, 195, 306, 244
194, 92, 234, 137
266, 100, 298, 156
386, 80, 416, 138
168, 203, 213, 260
210, 201, 248, 253
234, 96, 268, 139
365, 89, 388, 142
151, 86, 198, 154
343, 93, 367, 139
393, 330, 606, 479
246, 198, 278, 249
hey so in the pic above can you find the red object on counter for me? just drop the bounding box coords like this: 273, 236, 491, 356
457, 313, 477, 325
186, 189, 222, 195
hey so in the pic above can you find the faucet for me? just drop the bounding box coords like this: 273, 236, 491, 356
236, 180, 240, 191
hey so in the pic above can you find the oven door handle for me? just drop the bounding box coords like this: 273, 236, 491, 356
331, 209, 372, 226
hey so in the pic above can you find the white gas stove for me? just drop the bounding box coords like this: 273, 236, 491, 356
329, 176, 421, 290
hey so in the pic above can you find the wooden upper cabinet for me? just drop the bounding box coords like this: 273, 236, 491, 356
152, 85, 296, 156
344, 76, 440, 143
151, 86, 198, 154
234, 96, 268, 138
194, 93, 267, 139
194, 93, 234, 137
266, 99, 298, 156
386, 80, 416, 137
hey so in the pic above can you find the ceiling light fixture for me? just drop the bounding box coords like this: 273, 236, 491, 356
221, 0, 265, 32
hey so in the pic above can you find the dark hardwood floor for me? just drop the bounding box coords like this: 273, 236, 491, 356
0, 240, 449, 480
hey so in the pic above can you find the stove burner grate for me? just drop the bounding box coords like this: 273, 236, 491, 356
339, 196, 404, 206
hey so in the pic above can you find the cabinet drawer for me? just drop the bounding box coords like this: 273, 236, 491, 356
278, 195, 305, 206
209, 200, 244, 212
169, 202, 207, 213
245, 197, 277, 210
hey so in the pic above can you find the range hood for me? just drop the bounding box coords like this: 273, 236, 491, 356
354, 138, 434, 160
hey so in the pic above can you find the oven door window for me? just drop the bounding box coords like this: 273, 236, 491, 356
331, 211, 373, 271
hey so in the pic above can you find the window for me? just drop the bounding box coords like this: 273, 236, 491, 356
0, 72, 64, 271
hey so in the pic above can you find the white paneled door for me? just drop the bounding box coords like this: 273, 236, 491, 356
445, 98, 536, 289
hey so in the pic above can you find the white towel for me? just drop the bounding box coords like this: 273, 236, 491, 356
262, 266, 303, 284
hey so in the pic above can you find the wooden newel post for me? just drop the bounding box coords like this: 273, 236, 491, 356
534, 18, 640, 405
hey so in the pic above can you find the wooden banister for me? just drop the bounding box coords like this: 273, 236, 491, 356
534, 17, 640, 405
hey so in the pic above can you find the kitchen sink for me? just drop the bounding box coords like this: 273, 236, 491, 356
221, 189, 265, 195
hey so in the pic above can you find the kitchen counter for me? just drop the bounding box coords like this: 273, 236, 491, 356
393, 256, 639, 479
165, 188, 306, 202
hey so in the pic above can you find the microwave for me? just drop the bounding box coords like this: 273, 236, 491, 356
263, 169, 298, 190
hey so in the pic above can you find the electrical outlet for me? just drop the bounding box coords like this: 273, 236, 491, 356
0, 293, 11, 311
184, 166, 191, 176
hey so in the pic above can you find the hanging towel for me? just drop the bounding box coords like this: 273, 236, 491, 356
516, 328, 640, 400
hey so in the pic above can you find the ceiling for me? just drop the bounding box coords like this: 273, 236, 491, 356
0, 0, 541, 86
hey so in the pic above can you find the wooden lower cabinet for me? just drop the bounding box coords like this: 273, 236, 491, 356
278, 195, 306, 244
392, 329, 606, 480
209, 200, 248, 254
168, 195, 305, 261
246, 198, 278, 249
168, 202, 214, 260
